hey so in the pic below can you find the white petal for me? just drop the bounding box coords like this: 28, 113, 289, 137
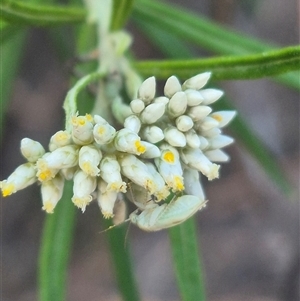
182, 72, 211, 90
164, 75, 182, 98
138, 76, 156, 104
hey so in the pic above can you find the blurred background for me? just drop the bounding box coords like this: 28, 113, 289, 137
1, 0, 299, 300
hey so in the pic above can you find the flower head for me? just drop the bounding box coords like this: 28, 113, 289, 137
1, 73, 235, 229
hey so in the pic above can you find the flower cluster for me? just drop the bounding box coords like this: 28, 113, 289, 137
0, 73, 235, 225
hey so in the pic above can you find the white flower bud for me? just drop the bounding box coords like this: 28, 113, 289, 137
79, 145, 102, 176
138, 76, 156, 104
196, 117, 219, 132
97, 179, 119, 219
175, 115, 194, 132
182, 72, 211, 90
164, 75, 182, 98
167, 91, 187, 117
36, 154, 59, 182
187, 105, 212, 121
21, 138, 45, 162
71, 115, 94, 145
139, 141, 161, 159
49, 130, 72, 152
200, 127, 221, 138
199, 88, 224, 105
207, 135, 234, 149
153, 96, 169, 105
93, 122, 116, 145
130, 99, 145, 114
185, 129, 201, 148
141, 126, 164, 144
199, 136, 209, 150
72, 170, 96, 212
100, 155, 126, 193
183, 168, 205, 200
36, 146, 79, 182
145, 163, 170, 201
181, 148, 220, 180
185, 89, 204, 106
140, 103, 165, 124
119, 154, 156, 193
41, 174, 64, 213
155, 147, 184, 192
164, 126, 186, 147
42, 145, 79, 169
0, 163, 36, 197
114, 128, 146, 155
205, 149, 229, 162
124, 115, 141, 133
210, 111, 237, 128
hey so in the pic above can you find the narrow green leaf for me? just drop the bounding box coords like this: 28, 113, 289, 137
133, 0, 299, 90
0, 29, 27, 145
168, 218, 206, 301
134, 45, 300, 80
38, 181, 77, 301
103, 219, 141, 301
111, 0, 135, 31
1, 1, 85, 26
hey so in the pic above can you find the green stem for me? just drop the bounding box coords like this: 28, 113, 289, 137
63, 71, 106, 130
134, 45, 300, 80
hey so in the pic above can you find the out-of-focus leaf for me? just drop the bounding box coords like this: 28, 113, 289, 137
111, 0, 135, 31
0, 29, 26, 144
168, 218, 206, 301
38, 181, 77, 301
103, 219, 141, 301
1, 1, 85, 26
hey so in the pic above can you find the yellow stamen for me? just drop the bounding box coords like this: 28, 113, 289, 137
42, 202, 55, 214
174, 176, 184, 191
163, 151, 175, 163
1, 183, 15, 197
97, 126, 105, 135
212, 114, 222, 122
135, 140, 146, 154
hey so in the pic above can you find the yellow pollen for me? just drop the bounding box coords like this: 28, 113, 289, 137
135, 140, 146, 154
102, 211, 114, 219
97, 126, 105, 135
78, 118, 86, 126
212, 114, 222, 122
2, 183, 15, 197
163, 151, 175, 163
38, 170, 52, 182
85, 114, 93, 122
82, 162, 92, 173
57, 132, 68, 142
174, 176, 184, 191
42, 202, 55, 214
